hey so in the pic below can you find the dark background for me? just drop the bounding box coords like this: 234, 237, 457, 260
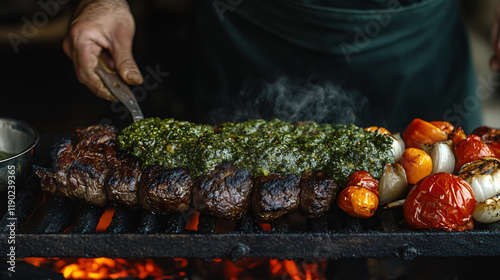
1, 0, 499, 134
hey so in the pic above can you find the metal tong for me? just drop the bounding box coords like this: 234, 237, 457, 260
96, 57, 144, 122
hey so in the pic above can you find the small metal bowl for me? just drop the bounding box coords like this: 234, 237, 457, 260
0, 118, 39, 193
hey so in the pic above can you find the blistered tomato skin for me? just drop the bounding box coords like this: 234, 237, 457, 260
454, 135, 496, 173
346, 170, 379, 196
430, 121, 454, 136
403, 172, 476, 232
337, 185, 379, 218
402, 118, 448, 149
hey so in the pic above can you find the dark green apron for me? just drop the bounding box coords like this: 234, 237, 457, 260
191, 0, 481, 133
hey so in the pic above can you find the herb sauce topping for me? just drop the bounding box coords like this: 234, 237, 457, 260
118, 118, 394, 184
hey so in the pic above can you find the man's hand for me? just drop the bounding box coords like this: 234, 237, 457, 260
63, 0, 143, 101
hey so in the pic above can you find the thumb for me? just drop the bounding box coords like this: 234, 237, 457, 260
112, 45, 143, 86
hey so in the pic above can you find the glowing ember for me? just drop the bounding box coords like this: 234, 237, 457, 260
23, 257, 181, 279
95, 209, 115, 232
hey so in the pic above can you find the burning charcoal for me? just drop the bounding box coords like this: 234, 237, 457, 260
299, 171, 339, 219
138, 165, 193, 214
192, 162, 253, 220
252, 174, 301, 221
106, 154, 141, 207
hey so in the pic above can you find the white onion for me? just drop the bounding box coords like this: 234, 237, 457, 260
473, 193, 500, 223
383, 199, 406, 209
390, 133, 405, 162
378, 163, 408, 205
458, 157, 500, 203
430, 140, 455, 174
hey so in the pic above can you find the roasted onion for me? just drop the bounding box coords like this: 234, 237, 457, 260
430, 140, 455, 174
458, 157, 500, 203
378, 163, 408, 205
472, 193, 500, 223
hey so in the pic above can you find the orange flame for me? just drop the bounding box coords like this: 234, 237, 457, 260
23, 257, 173, 279
23, 257, 326, 279
95, 209, 115, 232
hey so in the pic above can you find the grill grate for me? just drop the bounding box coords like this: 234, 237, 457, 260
2, 135, 500, 260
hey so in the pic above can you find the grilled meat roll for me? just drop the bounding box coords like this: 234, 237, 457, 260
299, 171, 339, 219
192, 162, 253, 220
138, 165, 193, 214
252, 174, 301, 221
106, 154, 141, 207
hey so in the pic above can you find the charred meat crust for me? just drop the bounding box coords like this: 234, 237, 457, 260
38, 124, 345, 221
138, 165, 193, 214
193, 162, 253, 220
252, 174, 301, 221
299, 171, 339, 219
106, 154, 141, 207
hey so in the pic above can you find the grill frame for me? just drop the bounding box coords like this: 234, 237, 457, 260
3, 134, 500, 261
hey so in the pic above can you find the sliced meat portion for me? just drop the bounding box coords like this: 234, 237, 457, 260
138, 165, 193, 214
106, 154, 141, 207
35, 166, 58, 194
72, 124, 118, 149
299, 171, 339, 218
252, 174, 301, 221
192, 162, 253, 220
53, 139, 77, 195
66, 153, 109, 206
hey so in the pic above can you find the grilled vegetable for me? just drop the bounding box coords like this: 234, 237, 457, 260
472, 193, 500, 223
337, 185, 378, 218
400, 148, 433, 185
458, 157, 500, 203
454, 135, 496, 173
430, 140, 455, 174
345, 170, 379, 196
472, 126, 500, 158
429, 121, 454, 136
378, 163, 408, 205
390, 134, 404, 163
402, 118, 448, 149
403, 172, 476, 232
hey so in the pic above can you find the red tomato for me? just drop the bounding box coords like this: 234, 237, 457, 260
454, 135, 496, 173
403, 172, 476, 232
402, 118, 448, 149
472, 126, 500, 159
450, 127, 467, 147
430, 121, 454, 136
346, 170, 379, 196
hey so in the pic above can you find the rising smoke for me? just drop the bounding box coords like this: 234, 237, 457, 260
210, 76, 369, 125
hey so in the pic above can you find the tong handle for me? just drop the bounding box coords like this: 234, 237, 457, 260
96, 57, 144, 122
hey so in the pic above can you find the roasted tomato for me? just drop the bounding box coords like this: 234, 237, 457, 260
454, 135, 496, 173
450, 127, 467, 147
337, 185, 378, 218
430, 121, 454, 136
364, 126, 390, 135
399, 148, 432, 185
346, 170, 379, 196
402, 118, 448, 149
403, 172, 476, 232
472, 126, 500, 159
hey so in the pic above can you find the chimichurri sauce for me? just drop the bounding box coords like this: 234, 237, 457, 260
118, 118, 394, 184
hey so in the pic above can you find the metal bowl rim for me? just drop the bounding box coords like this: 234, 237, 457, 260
0, 118, 39, 163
